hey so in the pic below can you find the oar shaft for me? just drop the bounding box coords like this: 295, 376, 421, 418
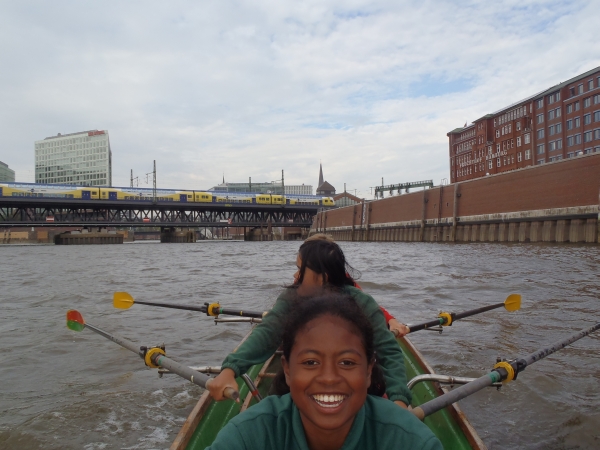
407, 319, 444, 334
218, 307, 264, 319
84, 322, 140, 354
412, 372, 499, 420
135, 300, 207, 313
412, 322, 600, 420
522, 322, 600, 366
83, 321, 239, 400
452, 302, 504, 320
153, 354, 211, 388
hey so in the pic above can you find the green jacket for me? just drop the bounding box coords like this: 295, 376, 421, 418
205, 394, 442, 450
221, 286, 412, 405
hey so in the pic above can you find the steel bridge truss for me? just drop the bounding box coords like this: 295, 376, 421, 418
0, 204, 316, 227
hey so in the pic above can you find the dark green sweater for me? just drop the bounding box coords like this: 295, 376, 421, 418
221, 286, 412, 405
205, 394, 443, 450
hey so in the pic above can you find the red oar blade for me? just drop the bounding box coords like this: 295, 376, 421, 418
66, 310, 86, 332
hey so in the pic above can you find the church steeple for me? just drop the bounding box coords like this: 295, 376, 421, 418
318, 162, 324, 188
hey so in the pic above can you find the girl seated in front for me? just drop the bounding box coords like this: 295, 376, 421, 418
206, 294, 442, 450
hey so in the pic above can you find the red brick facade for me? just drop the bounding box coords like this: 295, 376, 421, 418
312, 153, 600, 244
449, 66, 600, 183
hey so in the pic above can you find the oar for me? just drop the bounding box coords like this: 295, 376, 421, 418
66, 310, 239, 401
113, 292, 266, 319
399, 294, 521, 335
411, 321, 600, 420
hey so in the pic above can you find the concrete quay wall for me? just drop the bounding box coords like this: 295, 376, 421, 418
311, 153, 600, 244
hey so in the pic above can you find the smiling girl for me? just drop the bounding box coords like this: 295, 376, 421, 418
207, 238, 412, 408
206, 294, 442, 450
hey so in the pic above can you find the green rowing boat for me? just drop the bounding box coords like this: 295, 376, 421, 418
171, 333, 486, 450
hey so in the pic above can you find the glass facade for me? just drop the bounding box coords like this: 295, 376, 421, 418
0, 161, 15, 182
34, 130, 112, 186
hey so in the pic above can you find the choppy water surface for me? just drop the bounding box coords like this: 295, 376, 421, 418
0, 241, 598, 449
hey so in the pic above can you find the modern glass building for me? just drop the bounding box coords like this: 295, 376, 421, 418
34, 130, 112, 186
0, 161, 15, 182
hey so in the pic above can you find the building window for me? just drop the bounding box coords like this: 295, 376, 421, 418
555, 107, 561, 118
548, 110, 554, 120
575, 101, 580, 111
595, 129, 600, 140
518, 152, 522, 162
497, 158, 501, 167
517, 136, 522, 146
524, 133, 530, 144
555, 123, 562, 133
549, 139, 562, 151
525, 149, 531, 160
575, 117, 581, 128
584, 97, 591, 108
538, 159, 545, 164
537, 144, 545, 154
567, 152, 575, 158
497, 144, 500, 152
584, 113, 591, 125
584, 131, 593, 142
537, 129, 544, 139
537, 114, 544, 124
537, 99, 543, 109
575, 134, 582, 144
594, 94, 600, 105
516, 121, 521, 131
578, 84, 583, 94
488, 160, 493, 169
567, 104, 573, 114
595, 111, 600, 122
567, 119, 573, 130
589, 80, 594, 90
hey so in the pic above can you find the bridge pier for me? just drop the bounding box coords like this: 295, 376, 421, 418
160, 227, 196, 243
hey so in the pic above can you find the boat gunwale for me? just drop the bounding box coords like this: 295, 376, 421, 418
400, 335, 487, 450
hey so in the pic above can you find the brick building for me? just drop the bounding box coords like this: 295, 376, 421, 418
448, 66, 600, 183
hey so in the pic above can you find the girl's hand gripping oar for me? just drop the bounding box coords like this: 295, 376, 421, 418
66, 310, 239, 402
411, 321, 600, 420
394, 293, 521, 336
113, 292, 266, 319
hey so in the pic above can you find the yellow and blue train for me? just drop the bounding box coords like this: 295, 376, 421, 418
0, 182, 335, 207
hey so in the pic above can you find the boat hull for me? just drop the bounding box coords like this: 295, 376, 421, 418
172, 335, 486, 450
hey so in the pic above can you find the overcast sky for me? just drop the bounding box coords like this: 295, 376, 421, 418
1, 1, 599, 198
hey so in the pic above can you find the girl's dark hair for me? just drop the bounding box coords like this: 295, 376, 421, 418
293, 238, 360, 289
271, 293, 386, 396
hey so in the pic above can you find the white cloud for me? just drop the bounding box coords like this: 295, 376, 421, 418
0, 0, 598, 197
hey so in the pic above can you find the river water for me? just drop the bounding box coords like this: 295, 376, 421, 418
0, 241, 598, 449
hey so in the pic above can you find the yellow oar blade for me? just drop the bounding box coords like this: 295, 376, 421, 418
504, 294, 521, 312
113, 292, 135, 309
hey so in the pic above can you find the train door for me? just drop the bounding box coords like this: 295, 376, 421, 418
82, 190, 91, 200
180, 194, 187, 202
109, 192, 117, 201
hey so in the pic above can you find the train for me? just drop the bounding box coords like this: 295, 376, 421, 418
0, 182, 335, 206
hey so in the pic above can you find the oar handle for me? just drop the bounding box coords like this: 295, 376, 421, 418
205, 378, 240, 401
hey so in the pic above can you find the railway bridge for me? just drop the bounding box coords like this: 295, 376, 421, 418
0, 197, 320, 229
